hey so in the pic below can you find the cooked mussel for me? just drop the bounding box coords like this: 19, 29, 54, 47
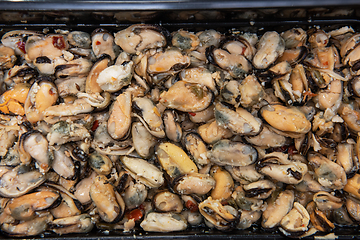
198, 197, 238, 231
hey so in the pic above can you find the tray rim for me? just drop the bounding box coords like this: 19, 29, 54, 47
1, 0, 360, 11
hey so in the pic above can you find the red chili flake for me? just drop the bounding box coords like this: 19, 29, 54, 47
96, 41, 101, 45
40, 163, 48, 170
323, 61, 328, 66
75, 83, 80, 91
188, 112, 196, 116
185, 200, 198, 212
16, 41, 26, 54
91, 120, 99, 132
52, 36, 66, 49
241, 47, 246, 55
127, 209, 143, 221
303, 91, 318, 98
138, 204, 145, 210
273, 145, 288, 153
288, 145, 298, 155
220, 200, 228, 205
48, 88, 55, 95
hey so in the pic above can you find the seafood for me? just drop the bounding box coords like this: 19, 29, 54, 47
308, 152, 347, 189
52, 146, 78, 179
260, 104, 311, 134
279, 202, 310, 237
262, 190, 294, 229
0, 45, 16, 70
19, 130, 52, 172
173, 172, 215, 195
96, 61, 133, 92
0, 165, 45, 197
5, 191, 60, 221
140, 212, 187, 232
253, 31, 285, 69
24, 80, 58, 123
159, 80, 213, 112
114, 24, 168, 54
49, 214, 93, 235
132, 97, 165, 138
208, 139, 257, 166
156, 142, 198, 178
88, 152, 113, 175
214, 102, 262, 135
131, 121, 156, 158
92, 29, 117, 60
206, 46, 252, 78
89, 175, 125, 223
107, 91, 131, 140
122, 182, 147, 209
120, 155, 164, 188
0, 23, 359, 238
199, 197, 238, 230
210, 165, 234, 200
256, 152, 308, 184
148, 49, 190, 74
50, 192, 81, 218
152, 191, 183, 213
1, 213, 53, 236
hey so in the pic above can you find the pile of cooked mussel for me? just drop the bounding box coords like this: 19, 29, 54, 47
0, 24, 360, 238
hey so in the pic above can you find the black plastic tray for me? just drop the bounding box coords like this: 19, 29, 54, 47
1, 0, 360, 11
0, 0, 360, 26
4, 226, 360, 239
